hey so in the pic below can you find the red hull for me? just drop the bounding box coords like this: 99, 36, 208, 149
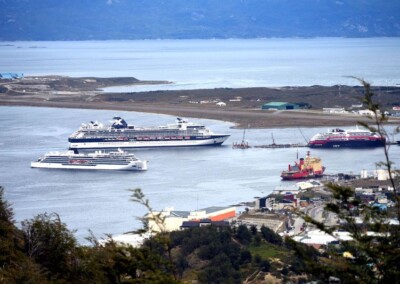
280, 151, 325, 180
280, 171, 324, 180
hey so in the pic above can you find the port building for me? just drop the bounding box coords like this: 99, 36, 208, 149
147, 206, 236, 232
261, 102, 299, 110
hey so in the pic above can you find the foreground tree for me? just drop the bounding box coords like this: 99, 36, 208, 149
291, 79, 400, 283
0, 186, 20, 268
0, 187, 48, 282
21, 212, 80, 281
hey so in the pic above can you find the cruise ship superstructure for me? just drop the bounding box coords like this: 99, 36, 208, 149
308, 127, 385, 148
31, 149, 148, 171
68, 117, 230, 150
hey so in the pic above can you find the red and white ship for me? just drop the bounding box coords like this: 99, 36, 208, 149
281, 151, 325, 180
307, 127, 385, 148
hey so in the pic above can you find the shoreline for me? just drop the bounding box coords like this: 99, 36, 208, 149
1, 76, 399, 128
2, 98, 399, 129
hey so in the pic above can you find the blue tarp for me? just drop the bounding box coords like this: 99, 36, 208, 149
0, 73, 24, 79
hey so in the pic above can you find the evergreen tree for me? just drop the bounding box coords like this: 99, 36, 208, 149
235, 224, 252, 245
0, 187, 20, 268
260, 225, 282, 245
292, 79, 400, 283
21, 212, 79, 281
0, 187, 48, 282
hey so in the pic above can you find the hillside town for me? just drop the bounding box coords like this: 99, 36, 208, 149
114, 167, 399, 256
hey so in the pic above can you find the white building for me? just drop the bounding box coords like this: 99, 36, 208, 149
323, 108, 347, 114
374, 169, 394, 181
292, 229, 352, 246
357, 109, 381, 116
296, 180, 322, 190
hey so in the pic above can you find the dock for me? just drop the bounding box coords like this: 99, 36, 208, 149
254, 143, 307, 148
254, 132, 308, 148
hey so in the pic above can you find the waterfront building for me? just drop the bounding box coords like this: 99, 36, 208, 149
147, 206, 236, 232
261, 102, 299, 110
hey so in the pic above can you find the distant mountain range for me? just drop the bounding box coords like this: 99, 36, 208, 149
1, 0, 399, 40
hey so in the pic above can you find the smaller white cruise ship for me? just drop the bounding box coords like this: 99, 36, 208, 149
31, 149, 147, 171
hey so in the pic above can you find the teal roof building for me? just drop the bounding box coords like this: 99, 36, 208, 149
261, 102, 299, 110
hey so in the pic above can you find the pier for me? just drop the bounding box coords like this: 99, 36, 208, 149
254, 143, 307, 149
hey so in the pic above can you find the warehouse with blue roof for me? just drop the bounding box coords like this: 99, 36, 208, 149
261, 102, 300, 110
0, 73, 24, 80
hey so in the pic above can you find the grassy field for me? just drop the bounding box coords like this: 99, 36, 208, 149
248, 242, 289, 260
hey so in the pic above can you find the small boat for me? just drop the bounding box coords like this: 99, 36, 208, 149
232, 129, 250, 149
31, 149, 148, 171
232, 141, 250, 149
281, 151, 325, 180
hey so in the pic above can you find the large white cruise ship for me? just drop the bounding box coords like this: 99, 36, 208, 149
31, 149, 148, 171
68, 117, 230, 150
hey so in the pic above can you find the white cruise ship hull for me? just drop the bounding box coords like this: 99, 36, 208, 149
31, 160, 148, 171
69, 136, 229, 149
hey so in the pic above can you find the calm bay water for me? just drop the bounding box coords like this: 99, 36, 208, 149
1, 106, 399, 243
1, 38, 400, 242
0, 38, 399, 90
